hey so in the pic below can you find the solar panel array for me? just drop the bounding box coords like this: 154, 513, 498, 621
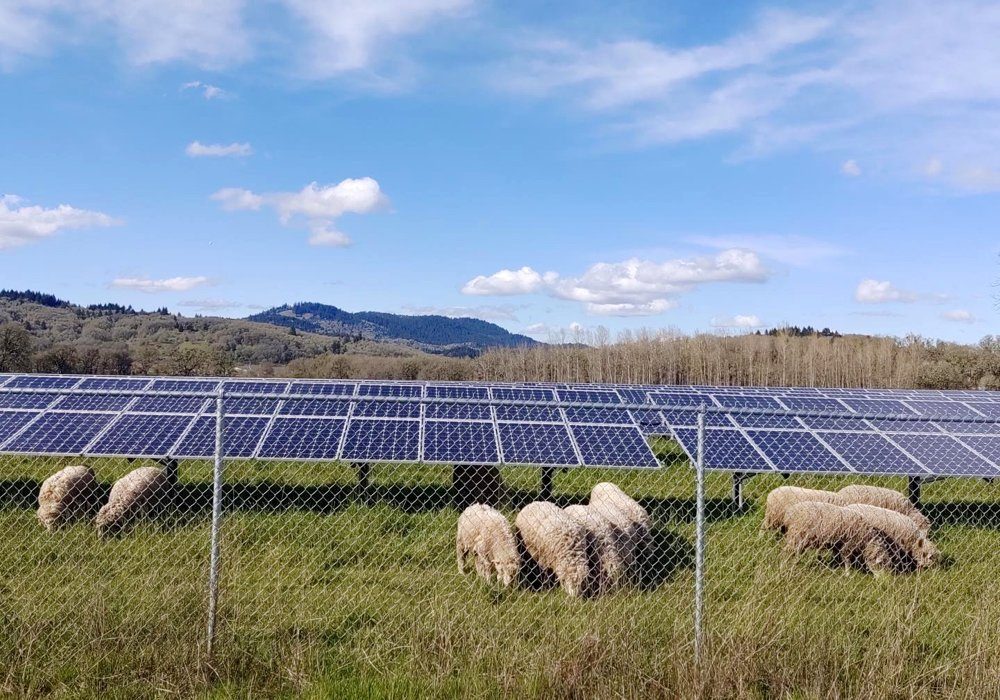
1, 374, 998, 477
0, 374, 659, 469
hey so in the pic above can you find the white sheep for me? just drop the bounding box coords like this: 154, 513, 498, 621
37, 465, 99, 531
762, 486, 846, 533
95, 466, 171, 537
455, 504, 520, 587
844, 503, 940, 572
564, 503, 627, 595
515, 501, 592, 597
782, 501, 891, 573
838, 485, 931, 535
588, 482, 652, 577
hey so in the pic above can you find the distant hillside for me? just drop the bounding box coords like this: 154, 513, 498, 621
248, 302, 538, 357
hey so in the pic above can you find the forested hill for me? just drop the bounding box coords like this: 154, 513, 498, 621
247, 303, 538, 357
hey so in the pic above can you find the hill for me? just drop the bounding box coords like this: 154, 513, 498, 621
247, 302, 537, 357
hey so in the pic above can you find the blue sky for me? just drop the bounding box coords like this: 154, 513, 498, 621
1, 0, 998, 343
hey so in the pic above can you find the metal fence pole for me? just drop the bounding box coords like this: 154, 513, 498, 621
694, 406, 706, 667
206, 386, 225, 657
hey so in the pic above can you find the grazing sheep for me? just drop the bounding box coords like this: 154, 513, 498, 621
762, 486, 846, 533
37, 465, 99, 531
783, 501, 884, 572
564, 504, 627, 594
838, 485, 931, 535
95, 466, 171, 537
515, 501, 592, 597
844, 503, 940, 572
588, 482, 652, 576
455, 504, 520, 587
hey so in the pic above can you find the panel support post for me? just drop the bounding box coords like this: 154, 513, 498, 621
356, 462, 370, 489
159, 457, 179, 485
206, 386, 225, 659
907, 476, 922, 509
694, 407, 706, 668
731, 472, 747, 511
540, 466, 555, 501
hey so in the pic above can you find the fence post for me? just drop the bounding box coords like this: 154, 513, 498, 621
694, 406, 706, 667
206, 385, 225, 658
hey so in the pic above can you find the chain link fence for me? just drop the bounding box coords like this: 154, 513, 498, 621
1, 385, 999, 696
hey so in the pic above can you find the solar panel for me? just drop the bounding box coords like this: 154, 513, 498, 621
56, 394, 133, 411
5, 412, 113, 454
88, 414, 193, 457
820, 432, 926, 475
571, 425, 658, 468
672, 428, 772, 472
0, 392, 60, 409
175, 415, 269, 458
888, 434, 999, 477
423, 421, 498, 464
746, 430, 851, 473
341, 419, 420, 462
258, 418, 346, 460
498, 422, 578, 466
0, 411, 38, 444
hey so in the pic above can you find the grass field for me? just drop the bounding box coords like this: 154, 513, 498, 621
3, 450, 1000, 698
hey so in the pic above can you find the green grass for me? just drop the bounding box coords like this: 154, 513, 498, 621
2, 454, 1000, 698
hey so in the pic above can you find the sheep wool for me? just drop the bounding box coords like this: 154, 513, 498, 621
515, 501, 592, 597
762, 486, 846, 533
838, 485, 931, 535
37, 465, 99, 531
782, 501, 876, 571
95, 466, 171, 537
844, 503, 940, 571
588, 482, 652, 575
564, 504, 627, 594
455, 504, 520, 587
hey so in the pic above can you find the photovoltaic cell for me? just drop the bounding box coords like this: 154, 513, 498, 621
6, 412, 113, 454
341, 419, 420, 462
426, 385, 489, 400
730, 413, 803, 429
55, 394, 133, 411
77, 377, 150, 391
494, 404, 562, 422
0, 411, 38, 444
175, 415, 270, 458
424, 402, 492, 420
840, 398, 916, 416
5, 375, 80, 388
889, 434, 999, 476
279, 398, 352, 417
571, 425, 658, 468
905, 400, 982, 419
225, 381, 288, 394
357, 384, 422, 397
957, 436, 1000, 465
258, 418, 346, 459
88, 413, 193, 456
352, 400, 421, 419
290, 382, 356, 396
498, 422, 578, 465
223, 397, 281, 416
0, 392, 60, 409
132, 396, 208, 414
423, 421, 498, 463
150, 379, 219, 393
820, 432, 925, 475
714, 395, 784, 410
672, 428, 772, 472
557, 389, 620, 404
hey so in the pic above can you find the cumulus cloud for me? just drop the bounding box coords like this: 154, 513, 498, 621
0, 194, 121, 250
181, 80, 228, 99
942, 309, 977, 323
711, 314, 764, 328
212, 178, 389, 247
463, 249, 769, 316
111, 276, 212, 293
841, 160, 861, 177
854, 279, 918, 303
185, 141, 252, 157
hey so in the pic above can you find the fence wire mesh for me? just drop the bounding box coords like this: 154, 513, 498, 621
0, 384, 999, 697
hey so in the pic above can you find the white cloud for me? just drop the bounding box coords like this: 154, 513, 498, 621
177, 298, 244, 311
502, 0, 1000, 193
111, 276, 211, 293
462, 266, 547, 296
401, 304, 521, 322
689, 234, 846, 266
283, 0, 474, 80
942, 309, 977, 323
711, 314, 764, 328
841, 159, 861, 177
854, 279, 918, 303
922, 158, 943, 177
185, 141, 252, 157
181, 80, 228, 99
212, 178, 388, 246
463, 249, 769, 316
0, 194, 121, 250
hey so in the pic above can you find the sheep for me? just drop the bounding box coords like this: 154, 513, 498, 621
588, 482, 652, 576
844, 503, 940, 572
37, 465, 99, 531
838, 485, 931, 535
515, 501, 592, 597
455, 504, 520, 587
95, 466, 171, 537
783, 501, 887, 572
564, 504, 627, 594
762, 486, 846, 533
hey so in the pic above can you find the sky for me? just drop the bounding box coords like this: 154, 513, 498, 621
1, 0, 998, 344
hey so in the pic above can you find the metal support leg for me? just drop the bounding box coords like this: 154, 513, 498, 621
159, 457, 179, 485
907, 476, 922, 508
356, 463, 370, 489
731, 472, 747, 510
540, 467, 555, 501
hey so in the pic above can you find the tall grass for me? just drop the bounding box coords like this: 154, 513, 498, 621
2, 457, 1000, 697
